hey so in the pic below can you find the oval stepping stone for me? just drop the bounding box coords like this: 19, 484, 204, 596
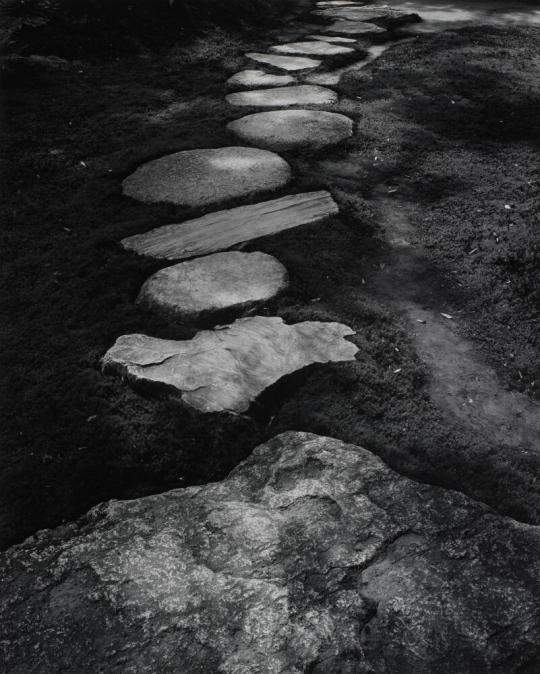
122, 147, 291, 208
226, 69, 296, 89
136, 251, 288, 321
226, 85, 337, 108
316, 1, 359, 5
121, 191, 339, 260
269, 41, 355, 57
227, 110, 353, 151
306, 34, 357, 43
246, 52, 321, 72
102, 316, 358, 413
325, 20, 387, 36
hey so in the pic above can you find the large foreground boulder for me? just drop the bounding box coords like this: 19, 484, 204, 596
1, 432, 539, 673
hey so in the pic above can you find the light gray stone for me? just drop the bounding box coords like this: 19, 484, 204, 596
226, 84, 337, 108
246, 52, 321, 72
269, 41, 355, 57
227, 109, 353, 151
2, 431, 539, 673
121, 191, 339, 260
324, 20, 388, 36
306, 34, 358, 43
226, 69, 296, 89
102, 317, 358, 413
136, 251, 288, 321
122, 147, 291, 208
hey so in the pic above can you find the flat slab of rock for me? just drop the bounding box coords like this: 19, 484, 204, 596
136, 251, 288, 321
121, 190, 338, 260
306, 34, 357, 43
227, 110, 353, 151
315, 6, 422, 27
122, 147, 291, 208
102, 317, 358, 413
226, 84, 337, 108
325, 20, 388, 36
2, 431, 539, 673
246, 52, 321, 72
226, 69, 296, 89
269, 41, 355, 57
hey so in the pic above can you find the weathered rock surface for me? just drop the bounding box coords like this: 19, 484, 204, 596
306, 34, 358, 43
136, 251, 288, 321
227, 110, 353, 151
122, 147, 291, 207
246, 52, 321, 71
102, 317, 358, 413
121, 191, 338, 260
325, 20, 388, 36
226, 84, 338, 108
314, 6, 422, 28
317, 0, 358, 5
269, 41, 355, 57
1, 431, 539, 673
226, 69, 296, 89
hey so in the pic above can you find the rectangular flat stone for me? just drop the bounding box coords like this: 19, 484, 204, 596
121, 191, 339, 260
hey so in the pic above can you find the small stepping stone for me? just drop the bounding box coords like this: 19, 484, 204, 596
121, 191, 339, 260
102, 316, 358, 413
227, 110, 353, 151
136, 251, 288, 321
316, 1, 358, 5
226, 85, 337, 108
306, 34, 357, 43
226, 69, 296, 89
325, 21, 387, 36
246, 52, 321, 72
122, 147, 291, 208
269, 41, 355, 57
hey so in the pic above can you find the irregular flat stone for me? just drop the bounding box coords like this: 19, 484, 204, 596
121, 191, 339, 260
102, 317, 358, 413
2, 431, 539, 673
316, 0, 359, 5
136, 251, 288, 321
325, 20, 388, 36
306, 34, 358, 43
227, 110, 353, 151
122, 147, 291, 208
226, 69, 296, 89
226, 84, 337, 108
269, 41, 355, 57
246, 52, 321, 72
314, 6, 422, 27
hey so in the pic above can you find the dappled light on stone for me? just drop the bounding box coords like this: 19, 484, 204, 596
102, 317, 359, 413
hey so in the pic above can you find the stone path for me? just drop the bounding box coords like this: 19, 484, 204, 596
103, 317, 358, 413
306, 34, 357, 43
246, 52, 321, 71
122, 147, 291, 207
226, 69, 296, 89
121, 191, 338, 260
226, 84, 338, 107
269, 41, 355, 57
136, 251, 288, 322
227, 109, 353, 150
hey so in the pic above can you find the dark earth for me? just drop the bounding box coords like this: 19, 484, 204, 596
0, 2, 539, 550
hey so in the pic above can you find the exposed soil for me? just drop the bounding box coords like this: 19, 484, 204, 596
1, 18, 539, 548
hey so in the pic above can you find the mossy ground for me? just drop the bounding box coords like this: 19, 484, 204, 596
1, 21, 538, 548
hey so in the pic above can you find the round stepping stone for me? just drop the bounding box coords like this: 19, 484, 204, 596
122, 147, 291, 208
103, 316, 359, 413
306, 34, 357, 43
226, 69, 296, 89
325, 20, 388, 36
226, 85, 337, 108
136, 251, 288, 321
227, 110, 353, 151
269, 41, 355, 57
246, 52, 321, 72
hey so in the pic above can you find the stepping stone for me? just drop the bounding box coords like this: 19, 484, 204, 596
121, 191, 339, 260
269, 41, 355, 57
226, 85, 337, 108
316, 0, 359, 5
102, 316, 358, 413
226, 69, 296, 89
122, 147, 291, 208
227, 110, 353, 151
306, 34, 357, 43
325, 20, 387, 36
136, 251, 288, 321
246, 52, 321, 72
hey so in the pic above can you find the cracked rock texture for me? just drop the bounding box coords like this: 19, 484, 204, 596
1, 432, 539, 673
102, 317, 358, 413
122, 147, 291, 207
